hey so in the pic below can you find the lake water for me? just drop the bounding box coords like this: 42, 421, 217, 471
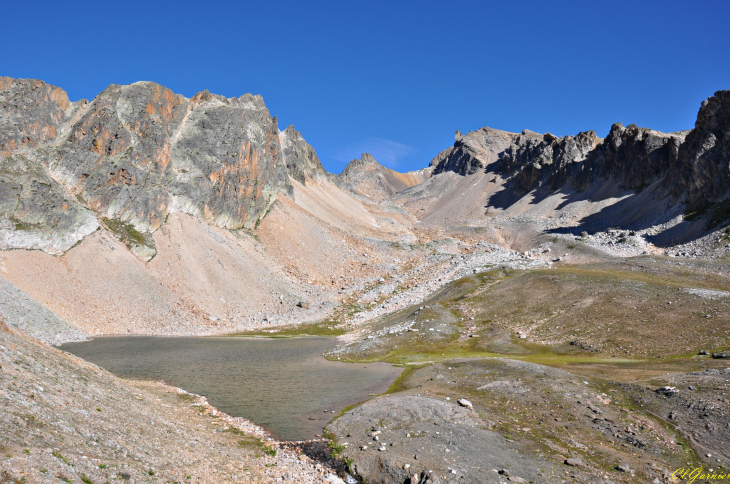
60, 336, 401, 441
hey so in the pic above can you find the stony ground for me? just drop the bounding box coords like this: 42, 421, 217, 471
323, 253, 730, 483
328, 357, 724, 484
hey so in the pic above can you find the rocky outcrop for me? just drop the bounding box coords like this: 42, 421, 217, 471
0, 154, 98, 254
0, 78, 293, 259
278, 125, 327, 185
336, 153, 430, 201
429, 93, 730, 201
46, 82, 290, 233
667, 90, 730, 204
0, 77, 77, 156
431, 123, 689, 195
499, 129, 601, 193
572, 123, 687, 192
431, 128, 515, 176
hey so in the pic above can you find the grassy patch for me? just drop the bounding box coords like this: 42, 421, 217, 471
52, 450, 74, 467
227, 321, 345, 338
101, 217, 155, 254
223, 428, 276, 457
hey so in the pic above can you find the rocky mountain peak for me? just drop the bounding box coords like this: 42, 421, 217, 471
0, 77, 74, 156
335, 153, 430, 201
278, 125, 327, 185
0, 78, 292, 260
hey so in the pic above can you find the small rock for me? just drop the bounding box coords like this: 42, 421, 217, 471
457, 398, 473, 410
498, 469, 510, 476
616, 464, 632, 473
508, 477, 526, 483
297, 301, 310, 309
699, 350, 709, 355
712, 352, 730, 359
565, 458, 582, 466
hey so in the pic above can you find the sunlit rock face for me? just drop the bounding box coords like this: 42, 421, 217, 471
0, 78, 292, 259
279, 124, 327, 186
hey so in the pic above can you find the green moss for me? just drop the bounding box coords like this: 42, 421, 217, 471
101, 217, 148, 246
9, 216, 40, 231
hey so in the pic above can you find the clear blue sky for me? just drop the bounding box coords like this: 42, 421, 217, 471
3, 1, 729, 173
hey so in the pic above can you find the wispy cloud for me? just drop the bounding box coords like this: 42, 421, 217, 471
335, 137, 413, 169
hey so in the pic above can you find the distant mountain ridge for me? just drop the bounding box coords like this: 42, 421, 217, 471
1, 76, 729, 264
431, 90, 730, 211
334, 153, 432, 200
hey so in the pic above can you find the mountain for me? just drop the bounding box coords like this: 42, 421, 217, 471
334, 153, 432, 201
3, 77, 730, 484
1, 76, 729, 340
0, 77, 426, 340
0, 78, 291, 260
393, 90, 730, 250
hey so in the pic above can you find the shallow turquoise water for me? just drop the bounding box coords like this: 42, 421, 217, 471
61, 336, 400, 441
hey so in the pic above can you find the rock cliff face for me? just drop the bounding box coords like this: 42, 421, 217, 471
278, 125, 327, 185
0, 154, 98, 254
0, 78, 292, 259
431, 128, 515, 176
336, 153, 431, 201
0, 77, 76, 156
572, 123, 687, 192
46, 82, 290, 233
431, 92, 730, 202
668, 90, 730, 204
498, 129, 601, 193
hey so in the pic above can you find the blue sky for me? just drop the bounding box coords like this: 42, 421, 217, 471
3, 1, 729, 173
